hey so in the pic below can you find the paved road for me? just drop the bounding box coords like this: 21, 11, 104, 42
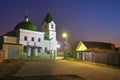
14, 59, 120, 80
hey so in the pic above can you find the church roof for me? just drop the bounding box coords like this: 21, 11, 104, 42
14, 22, 38, 31
4, 31, 16, 37
42, 12, 53, 24
14, 13, 38, 31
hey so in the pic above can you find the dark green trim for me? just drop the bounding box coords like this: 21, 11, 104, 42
44, 36, 53, 41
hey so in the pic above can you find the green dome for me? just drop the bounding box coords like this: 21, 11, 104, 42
14, 22, 38, 31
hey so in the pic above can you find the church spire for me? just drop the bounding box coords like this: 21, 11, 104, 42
42, 11, 53, 24
24, 9, 29, 22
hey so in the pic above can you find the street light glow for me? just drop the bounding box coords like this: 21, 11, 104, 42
62, 32, 68, 38
62, 32, 69, 52
57, 44, 61, 48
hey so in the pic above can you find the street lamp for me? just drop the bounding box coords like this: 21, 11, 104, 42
62, 32, 69, 58
62, 32, 68, 51
62, 32, 68, 44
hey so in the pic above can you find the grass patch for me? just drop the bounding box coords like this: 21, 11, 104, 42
0, 59, 24, 78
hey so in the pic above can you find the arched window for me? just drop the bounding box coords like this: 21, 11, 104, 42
51, 24, 53, 29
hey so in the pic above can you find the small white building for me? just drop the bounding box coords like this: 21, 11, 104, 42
0, 12, 57, 59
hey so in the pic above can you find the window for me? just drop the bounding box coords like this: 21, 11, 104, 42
38, 38, 41, 42
23, 46, 27, 53
45, 47, 47, 53
24, 36, 27, 41
51, 24, 53, 29
31, 37, 34, 41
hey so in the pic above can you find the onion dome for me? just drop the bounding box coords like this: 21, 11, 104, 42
14, 14, 38, 31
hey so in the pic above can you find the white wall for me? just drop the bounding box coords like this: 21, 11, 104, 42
19, 21, 57, 54
19, 29, 44, 47
48, 21, 56, 31
41, 20, 57, 52
19, 29, 56, 53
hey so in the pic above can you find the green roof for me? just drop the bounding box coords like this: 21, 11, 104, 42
4, 31, 16, 37
42, 12, 53, 24
14, 22, 38, 31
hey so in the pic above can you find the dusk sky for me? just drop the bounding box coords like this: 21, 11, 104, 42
0, 0, 120, 47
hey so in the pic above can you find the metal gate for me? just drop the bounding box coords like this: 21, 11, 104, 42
8, 46, 19, 59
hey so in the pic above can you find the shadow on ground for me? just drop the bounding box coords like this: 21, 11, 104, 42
2, 75, 86, 80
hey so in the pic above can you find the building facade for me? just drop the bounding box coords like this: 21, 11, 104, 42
0, 12, 57, 59
76, 41, 116, 53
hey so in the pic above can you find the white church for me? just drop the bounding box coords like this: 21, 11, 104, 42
0, 11, 57, 59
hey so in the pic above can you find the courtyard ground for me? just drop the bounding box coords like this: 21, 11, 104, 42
1, 59, 120, 80
14, 59, 120, 80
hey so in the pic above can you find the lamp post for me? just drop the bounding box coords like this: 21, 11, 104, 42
62, 32, 68, 51
62, 32, 68, 58
62, 32, 68, 46
62, 33, 68, 43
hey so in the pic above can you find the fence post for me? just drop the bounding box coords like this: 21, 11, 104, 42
83, 52, 85, 61
77, 52, 79, 59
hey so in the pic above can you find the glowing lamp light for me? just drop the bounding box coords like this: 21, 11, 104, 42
62, 32, 67, 38
57, 44, 61, 48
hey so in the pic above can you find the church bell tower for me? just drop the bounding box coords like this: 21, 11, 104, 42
42, 12, 56, 41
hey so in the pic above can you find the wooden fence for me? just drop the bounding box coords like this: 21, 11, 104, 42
77, 52, 120, 66
0, 50, 5, 63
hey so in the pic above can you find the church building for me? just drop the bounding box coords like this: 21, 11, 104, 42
0, 11, 57, 59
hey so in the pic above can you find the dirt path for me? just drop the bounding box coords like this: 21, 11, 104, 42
13, 59, 120, 80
